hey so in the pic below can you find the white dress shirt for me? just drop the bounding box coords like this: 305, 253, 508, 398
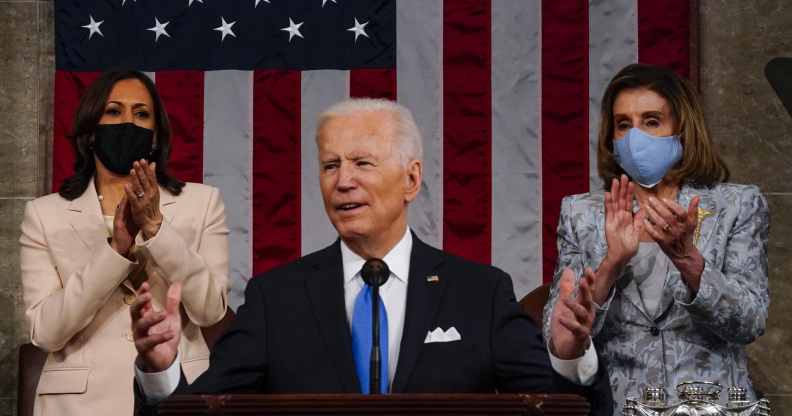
136, 226, 597, 400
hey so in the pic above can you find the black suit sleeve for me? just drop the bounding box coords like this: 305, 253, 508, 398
134, 278, 271, 415
490, 270, 613, 416
179, 277, 270, 394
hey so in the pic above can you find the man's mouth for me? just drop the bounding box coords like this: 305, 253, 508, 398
336, 202, 366, 211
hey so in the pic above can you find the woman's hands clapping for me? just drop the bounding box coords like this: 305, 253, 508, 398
124, 159, 164, 241
110, 193, 139, 257
604, 175, 645, 268
643, 195, 705, 292
593, 175, 645, 302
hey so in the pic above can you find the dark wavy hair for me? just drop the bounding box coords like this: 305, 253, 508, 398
597, 63, 730, 190
58, 71, 184, 200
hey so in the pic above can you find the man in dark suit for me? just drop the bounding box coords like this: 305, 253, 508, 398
131, 99, 611, 413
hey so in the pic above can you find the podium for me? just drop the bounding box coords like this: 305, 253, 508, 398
157, 393, 589, 415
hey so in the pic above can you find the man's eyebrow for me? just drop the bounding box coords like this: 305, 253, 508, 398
320, 155, 340, 163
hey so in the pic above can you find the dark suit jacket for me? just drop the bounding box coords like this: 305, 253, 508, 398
137, 234, 612, 414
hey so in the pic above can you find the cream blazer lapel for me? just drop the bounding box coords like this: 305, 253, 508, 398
66, 178, 108, 254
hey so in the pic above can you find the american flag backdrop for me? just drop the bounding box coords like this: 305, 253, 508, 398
53, 0, 695, 310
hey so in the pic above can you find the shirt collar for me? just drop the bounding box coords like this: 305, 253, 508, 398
340, 227, 412, 285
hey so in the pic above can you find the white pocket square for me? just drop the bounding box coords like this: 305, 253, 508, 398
424, 326, 462, 343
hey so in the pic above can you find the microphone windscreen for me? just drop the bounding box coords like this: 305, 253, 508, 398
765, 57, 792, 118
361, 258, 390, 287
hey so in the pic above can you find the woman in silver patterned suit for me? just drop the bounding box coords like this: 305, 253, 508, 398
542, 63, 769, 414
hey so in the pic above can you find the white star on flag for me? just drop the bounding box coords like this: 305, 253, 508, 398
214, 17, 237, 42
254, 0, 270, 6
146, 17, 171, 42
347, 18, 369, 42
321, 0, 337, 6
188, 0, 203, 6
281, 18, 304, 42
82, 15, 104, 39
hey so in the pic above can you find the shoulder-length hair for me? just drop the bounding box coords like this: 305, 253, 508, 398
58, 71, 184, 200
596, 63, 729, 190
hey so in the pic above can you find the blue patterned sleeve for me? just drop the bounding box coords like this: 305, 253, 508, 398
542, 196, 610, 344
675, 185, 770, 344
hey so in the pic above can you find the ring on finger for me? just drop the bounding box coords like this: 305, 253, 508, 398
135, 191, 145, 199
662, 223, 671, 232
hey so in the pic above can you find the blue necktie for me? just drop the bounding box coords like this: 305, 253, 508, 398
350, 283, 389, 394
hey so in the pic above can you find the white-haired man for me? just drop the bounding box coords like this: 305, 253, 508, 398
131, 99, 611, 414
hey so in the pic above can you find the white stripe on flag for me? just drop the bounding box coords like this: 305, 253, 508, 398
300, 70, 350, 255
588, 0, 638, 192
203, 70, 253, 310
397, 0, 444, 249
492, 0, 543, 298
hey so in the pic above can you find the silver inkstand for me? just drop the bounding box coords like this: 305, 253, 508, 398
623, 381, 773, 416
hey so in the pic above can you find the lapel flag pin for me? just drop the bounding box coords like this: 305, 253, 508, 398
694, 207, 714, 244
426, 275, 440, 283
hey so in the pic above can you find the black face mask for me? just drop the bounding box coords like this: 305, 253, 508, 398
93, 123, 155, 175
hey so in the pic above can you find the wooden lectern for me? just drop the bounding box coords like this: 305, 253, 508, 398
157, 393, 589, 415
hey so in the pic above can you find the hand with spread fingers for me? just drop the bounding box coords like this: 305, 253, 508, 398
594, 175, 645, 303
549, 267, 596, 360
604, 175, 644, 264
643, 195, 705, 291
131, 281, 183, 372
124, 159, 164, 240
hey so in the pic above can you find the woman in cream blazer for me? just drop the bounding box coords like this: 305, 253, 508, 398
20, 71, 228, 416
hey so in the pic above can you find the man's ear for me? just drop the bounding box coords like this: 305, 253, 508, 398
404, 159, 422, 203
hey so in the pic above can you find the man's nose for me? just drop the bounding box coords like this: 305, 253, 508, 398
336, 163, 357, 190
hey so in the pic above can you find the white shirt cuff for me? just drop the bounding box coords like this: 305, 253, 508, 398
548, 339, 599, 386
134, 353, 182, 403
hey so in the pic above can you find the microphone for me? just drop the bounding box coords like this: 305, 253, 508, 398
361, 258, 390, 394
765, 57, 792, 118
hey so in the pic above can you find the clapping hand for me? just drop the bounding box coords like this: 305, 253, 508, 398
603, 175, 645, 269
131, 281, 182, 372
549, 267, 596, 359
643, 195, 705, 291
110, 193, 139, 257
643, 195, 699, 260
124, 159, 163, 240
591, 175, 646, 302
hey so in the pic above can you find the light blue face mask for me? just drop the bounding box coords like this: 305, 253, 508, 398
613, 128, 682, 188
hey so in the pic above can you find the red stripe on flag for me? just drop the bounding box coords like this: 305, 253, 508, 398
638, 0, 691, 78
252, 70, 301, 276
155, 71, 204, 184
350, 69, 397, 100
442, 0, 492, 265
541, 1, 589, 282
52, 71, 101, 192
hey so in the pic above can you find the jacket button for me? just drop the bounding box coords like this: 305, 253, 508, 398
124, 294, 137, 305
650, 326, 660, 336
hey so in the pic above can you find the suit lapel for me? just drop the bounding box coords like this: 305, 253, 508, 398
67, 178, 108, 252
617, 273, 654, 321
158, 185, 177, 224
391, 234, 447, 393
304, 241, 360, 393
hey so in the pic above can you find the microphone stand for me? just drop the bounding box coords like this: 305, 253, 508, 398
361, 258, 390, 395
370, 283, 381, 394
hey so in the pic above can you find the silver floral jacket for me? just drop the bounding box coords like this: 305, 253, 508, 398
542, 183, 770, 414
